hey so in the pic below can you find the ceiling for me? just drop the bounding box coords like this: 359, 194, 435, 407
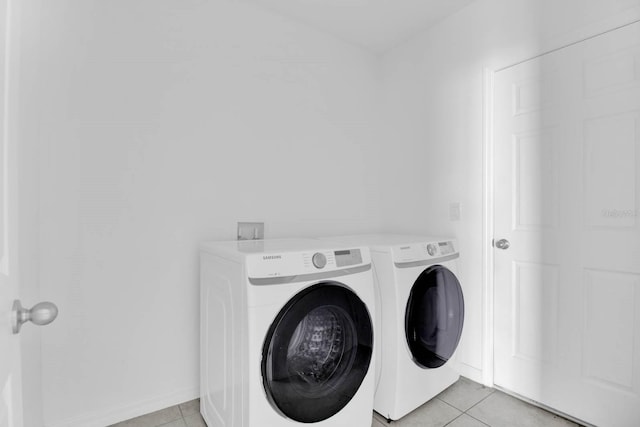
240, 0, 477, 54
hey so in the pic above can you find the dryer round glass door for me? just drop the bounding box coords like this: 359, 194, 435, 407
262, 282, 373, 423
405, 265, 464, 369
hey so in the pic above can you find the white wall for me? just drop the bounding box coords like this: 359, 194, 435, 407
29, 1, 388, 425
28, 0, 640, 425
379, 0, 640, 382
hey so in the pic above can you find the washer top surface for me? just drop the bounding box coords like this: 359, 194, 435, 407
201, 238, 372, 279
201, 238, 362, 258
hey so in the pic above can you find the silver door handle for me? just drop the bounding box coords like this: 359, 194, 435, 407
12, 299, 59, 334
494, 239, 510, 250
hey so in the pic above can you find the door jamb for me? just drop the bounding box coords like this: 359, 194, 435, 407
481, 67, 495, 388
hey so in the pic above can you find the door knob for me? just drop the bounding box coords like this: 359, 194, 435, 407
494, 239, 510, 250
12, 299, 59, 334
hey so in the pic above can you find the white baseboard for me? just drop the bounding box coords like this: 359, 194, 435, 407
46, 386, 199, 427
455, 361, 483, 385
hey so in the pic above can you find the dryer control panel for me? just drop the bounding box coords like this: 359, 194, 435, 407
392, 240, 458, 264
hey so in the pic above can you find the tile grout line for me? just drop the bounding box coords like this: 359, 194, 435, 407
464, 389, 497, 413
436, 394, 493, 427
460, 389, 497, 427
435, 396, 465, 413
155, 405, 185, 427
441, 412, 465, 427
178, 403, 184, 419
463, 411, 492, 427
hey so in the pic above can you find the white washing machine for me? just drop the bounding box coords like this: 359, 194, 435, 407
200, 239, 376, 427
319, 234, 464, 421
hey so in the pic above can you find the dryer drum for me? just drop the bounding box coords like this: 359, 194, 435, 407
405, 265, 465, 369
262, 282, 373, 423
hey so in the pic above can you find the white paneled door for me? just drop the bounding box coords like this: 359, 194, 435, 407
493, 21, 640, 427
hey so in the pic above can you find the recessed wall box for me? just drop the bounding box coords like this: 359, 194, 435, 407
237, 222, 264, 240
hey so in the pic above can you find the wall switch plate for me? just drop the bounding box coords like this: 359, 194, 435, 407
449, 202, 461, 221
237, 222, 264, 240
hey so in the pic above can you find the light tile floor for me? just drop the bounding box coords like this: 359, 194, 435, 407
372, 377, 583, 427
109, 377, 581, 427
108, 399, 205, 427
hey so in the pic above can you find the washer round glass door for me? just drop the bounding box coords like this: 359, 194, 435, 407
405, 265, 464, 369
262, 282, 373, 423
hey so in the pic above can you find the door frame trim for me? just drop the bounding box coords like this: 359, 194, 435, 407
481, 67, 495, 388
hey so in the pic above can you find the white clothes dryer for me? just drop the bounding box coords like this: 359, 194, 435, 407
200, 239, 376, 427
319, 234, 464, 421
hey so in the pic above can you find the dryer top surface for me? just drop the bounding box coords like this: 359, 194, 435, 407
320, 234, 451, 248
320, 234, 459, 265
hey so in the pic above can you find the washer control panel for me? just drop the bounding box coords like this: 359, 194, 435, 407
312, 252, 327, 269
437, 241, 455, 255
247, 247, 367, 279
334, 249, 363, 267
306, 248, 363, 269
